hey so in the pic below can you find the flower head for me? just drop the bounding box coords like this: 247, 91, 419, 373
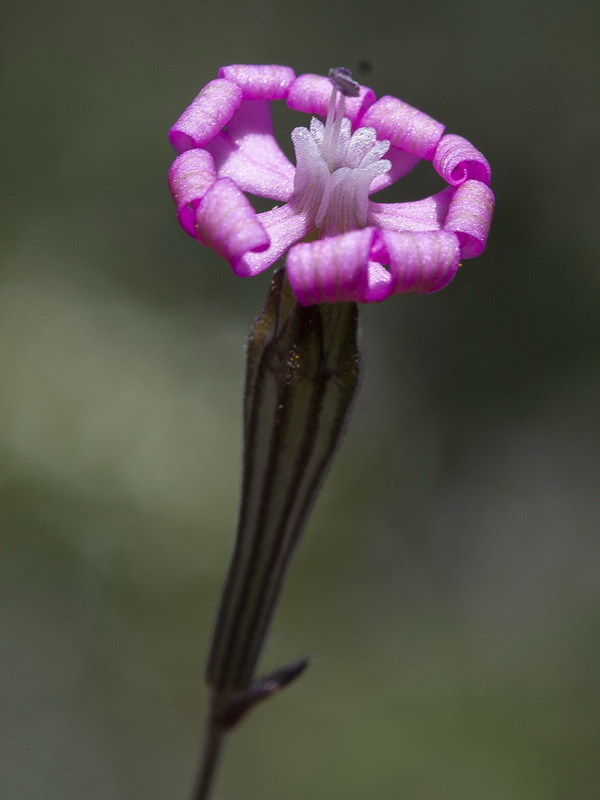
168, 65, 494, 305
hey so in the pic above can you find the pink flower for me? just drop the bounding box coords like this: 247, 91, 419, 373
168, 65, 494, 305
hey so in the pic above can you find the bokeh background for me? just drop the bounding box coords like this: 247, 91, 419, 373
2, 0, 600, 798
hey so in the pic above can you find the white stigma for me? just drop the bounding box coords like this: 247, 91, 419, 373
291, 81, 391, 236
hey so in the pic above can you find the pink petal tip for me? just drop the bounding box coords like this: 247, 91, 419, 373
218, 65, 296, 100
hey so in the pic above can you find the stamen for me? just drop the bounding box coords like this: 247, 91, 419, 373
321, 87, 339, 160
330, 94, 345, 167
328, 67, 360, 98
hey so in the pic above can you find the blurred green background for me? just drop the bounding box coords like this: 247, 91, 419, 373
2, 0, 599, 798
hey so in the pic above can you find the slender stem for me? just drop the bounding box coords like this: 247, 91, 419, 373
192, 693, 226, 800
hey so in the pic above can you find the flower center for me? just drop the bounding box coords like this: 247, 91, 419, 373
291, 71, 391, 237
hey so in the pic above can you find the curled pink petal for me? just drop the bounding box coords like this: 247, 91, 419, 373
361, 96, 445, 160
205, 100, 295, 201
218, 64, 296, 100
195, 178, 270, 273
169, 79, 243, 153
236, 203, 311, 277
168, 149, 217, 237
287, 73, 375, 125
443, 180, 495, 258
377, 230, 460, 294
433, 134, 491, 186
286, 228, 383, 305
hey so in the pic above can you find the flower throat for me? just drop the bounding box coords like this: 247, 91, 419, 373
290, 67, 391, 236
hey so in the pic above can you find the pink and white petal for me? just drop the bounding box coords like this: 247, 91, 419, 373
443, 180, 495, 258
286, 228, 385, 305
361, 96, 445, 160
195, 178, 269, 272
368, 146, 420, 194
235, 203, 311, 277
168, 149, 217, 237
205, 100, 295, 201
287, 73, 376, 126
368, 186, 453, 232
169, 79, 243, 153
218, 64, 296, 100
377, 230, 460, 294
433, 134, 491, 186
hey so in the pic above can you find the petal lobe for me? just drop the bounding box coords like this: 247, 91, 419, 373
443, 180, 495, 258
361, 96, 445, 160
218, 65, 296, 100
169, 79, 243, 153
433, 134, 491, 186
168, 149, 217, 237
195, 178, 270, 273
